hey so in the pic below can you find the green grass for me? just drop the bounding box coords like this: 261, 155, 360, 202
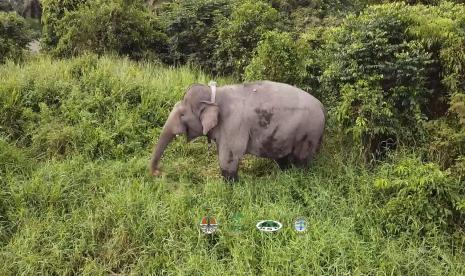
1, 56, 464, 275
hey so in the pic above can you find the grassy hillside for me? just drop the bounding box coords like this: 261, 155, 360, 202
1, 56, 464, 274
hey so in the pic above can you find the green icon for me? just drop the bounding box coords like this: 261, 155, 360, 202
231, 212, 244, 233
256, 220, 282, 232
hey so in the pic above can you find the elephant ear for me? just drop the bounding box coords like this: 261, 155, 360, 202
200, 102, 219, 135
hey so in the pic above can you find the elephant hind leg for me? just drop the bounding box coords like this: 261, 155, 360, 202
275, 155, 292, 170
276, 155, 309, 169
218, 140, 247, 182
275, 135, 321, 170
290, 136, 318, 168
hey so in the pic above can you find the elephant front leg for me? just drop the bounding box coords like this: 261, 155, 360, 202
218, 147, 241, 182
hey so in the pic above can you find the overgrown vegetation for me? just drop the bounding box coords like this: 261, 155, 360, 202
157, 0, 232, 68
0, 11, 31, 63
41, 0, 167, 59
244, 31, 307, 85
1, 54, 464, 275
320, 3, 465, 162
2, 0, 465, 274
0, 54, 231, 159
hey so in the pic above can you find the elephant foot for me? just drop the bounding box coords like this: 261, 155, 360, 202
275, 155, 311, 170
152, 169, 162, 177
275, 156, 292, 170
221, 169, 239, 182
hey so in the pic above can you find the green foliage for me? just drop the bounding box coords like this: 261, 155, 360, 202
0, 0, 13, 12
41, 0, 167, 59
320, 2, 465, 158
0, 55, 232, 160
406, 2, 465, 170
215, 0, 283, 76
1, 130, 465, 274
1, 55, 465, 275
335, 78, 399, 152
158, 0, 232, 70
244, 31, 306, 85
267, 0, 373, 16
40, 0, 87, 49
423, 119, 465, 170
2, 1, 465, 273
374, 156, 464, 235
0, 137, 33, 178
0, 11, 31, 63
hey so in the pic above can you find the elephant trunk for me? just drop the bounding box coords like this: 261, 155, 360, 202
149, 126, 176, 175
150, 102, 185, 176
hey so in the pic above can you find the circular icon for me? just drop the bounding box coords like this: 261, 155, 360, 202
294, 218, 307, 232
200, 215, 218, 234
256, 220, 282, 232
200, 208, 218, 234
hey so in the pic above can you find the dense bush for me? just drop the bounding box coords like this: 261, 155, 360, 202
3, 0, 465, 273
41, 0, 167, 59
41, 0, 86, 49
214, 0, 283, 76
0, 11, 31, 63
158, 0, 232, 70
320, 2, 465, 159
6, 0, 42, 18
374, 156, 464, 235
408, 3, 465, 170
267, 0, 372, 16
0, 55, 231, 160
244, 31, 306, 85
0, 1, 13, 11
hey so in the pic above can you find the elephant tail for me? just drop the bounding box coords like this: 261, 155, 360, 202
319, 103, 327, 123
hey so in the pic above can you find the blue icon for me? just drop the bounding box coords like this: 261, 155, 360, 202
294, 218, 306, 232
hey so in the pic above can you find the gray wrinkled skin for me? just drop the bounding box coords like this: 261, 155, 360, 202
150, 81, 326, 182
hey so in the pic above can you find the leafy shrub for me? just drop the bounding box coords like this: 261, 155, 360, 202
334, 78, 404, 155
320, 2, 465, 159
40, 0, 86, 49
6, 0, 42, 18
0, 11, 31, 63
158, 0, 232, 70
244, 31, 306, 85
0, 55, 230, 160
374, 156, 464, 235
407, 2, 465, 170
214, 0, 283, 76
267, 0, 371, 16
41, 0, 167, 59
425, 118, 465, 170
322, 4, 432, 154
0, 1, 13, 12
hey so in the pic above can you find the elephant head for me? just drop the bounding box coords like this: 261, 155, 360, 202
149, 84, 219, 176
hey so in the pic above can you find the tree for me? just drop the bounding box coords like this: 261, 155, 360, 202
244, 31, 306, 85
158, 0, 232, 70
41, 0, 167, 59
0, 11, 31, 63
214, 0, 283, 76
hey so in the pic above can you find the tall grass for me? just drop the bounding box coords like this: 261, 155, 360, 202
1, 56, 464, 274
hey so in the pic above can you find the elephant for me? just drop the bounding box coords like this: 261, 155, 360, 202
149, 81, 326, 182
